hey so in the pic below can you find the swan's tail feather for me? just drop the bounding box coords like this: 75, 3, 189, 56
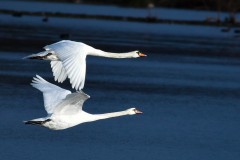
24, 119, 51, 125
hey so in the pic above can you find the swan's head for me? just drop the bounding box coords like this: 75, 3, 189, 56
127, 108, 143, 115
132, 51, 147, 58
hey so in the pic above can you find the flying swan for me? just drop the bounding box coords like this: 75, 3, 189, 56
24, 40, 147, 91
24, 75, 143, 130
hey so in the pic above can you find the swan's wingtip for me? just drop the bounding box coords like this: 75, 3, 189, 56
35, 75, 42, 79
78, 90, 90, 98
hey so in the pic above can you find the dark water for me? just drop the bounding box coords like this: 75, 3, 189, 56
0, 45, 240, 160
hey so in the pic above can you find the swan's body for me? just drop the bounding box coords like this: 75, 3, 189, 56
24, 75, 142, 130
24, 40, 146, 91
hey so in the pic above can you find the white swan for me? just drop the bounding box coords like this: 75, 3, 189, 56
24, 75, 143, 130
24, 40, 147, 91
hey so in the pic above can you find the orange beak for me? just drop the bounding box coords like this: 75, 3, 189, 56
134, 109, 143, 114
139, 53, 147, 57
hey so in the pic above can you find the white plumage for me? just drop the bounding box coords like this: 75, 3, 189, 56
31, 75, 71, 114
24, 40, 146, 91
25, 75, 143, 130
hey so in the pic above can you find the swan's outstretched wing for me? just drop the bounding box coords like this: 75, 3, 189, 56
31, 75, 71, 114
45, 40, 89, 91
50, 61, 68, 83
53, 91, 90, 115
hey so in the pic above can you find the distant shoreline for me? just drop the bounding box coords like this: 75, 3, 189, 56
1, 9, 239, 27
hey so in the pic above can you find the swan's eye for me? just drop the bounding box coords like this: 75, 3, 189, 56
136, 51, 140, 54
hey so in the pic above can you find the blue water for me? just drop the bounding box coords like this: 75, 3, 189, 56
0, 46, 240, 160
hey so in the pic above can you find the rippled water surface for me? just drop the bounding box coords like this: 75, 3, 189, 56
0, 43, 240, 160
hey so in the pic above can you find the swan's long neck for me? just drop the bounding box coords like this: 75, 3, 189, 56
89, 49, 135, 58
92, 110, 130, 121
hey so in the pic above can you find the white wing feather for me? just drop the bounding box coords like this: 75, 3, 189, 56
50, 61, 68, 83
31, 75, 71, 114
53, 91, 90, 115
45, 40, 90, 91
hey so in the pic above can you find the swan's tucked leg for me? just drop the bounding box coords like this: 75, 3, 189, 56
23, 51, 58, 61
